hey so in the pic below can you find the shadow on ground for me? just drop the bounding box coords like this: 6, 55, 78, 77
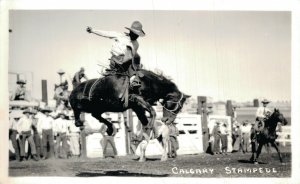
76, 170, 169, 177
238, 159, 267, 164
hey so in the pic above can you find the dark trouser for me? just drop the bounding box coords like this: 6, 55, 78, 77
55, 132, 68, 158
102, 136, 118, 157
221, 134, 228, 152
168, 136, 179, 157
33, 133, 41, 158
42, 129, 54, 158
20, 131, 36, 157
214, 134, 221, 153
9, 130, 20, 159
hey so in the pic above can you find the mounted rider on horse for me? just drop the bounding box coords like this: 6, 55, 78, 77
86, 21, 145, 90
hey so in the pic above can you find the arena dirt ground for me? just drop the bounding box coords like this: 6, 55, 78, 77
9, 149, 291, 178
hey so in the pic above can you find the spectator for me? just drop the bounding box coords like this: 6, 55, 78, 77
9, 113, 22, 161
220, 123, 229, 155
17, 109, 39, 161
241, 120, 251, 152
72, 67, 88, 89
54, 112, 70, 159
168, 121, 179, 158
10, 79, 28, 101
100, 123, 118, 158
213, 121, 222, 154
207, 119, 216, 155
38, 107, 55, 160
32, 110, 42, 159
68, 113, 81, 158
232, 123, 245, 153
231, 118, 239, 147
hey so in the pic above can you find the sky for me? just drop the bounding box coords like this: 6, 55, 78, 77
8, 10, 291, 102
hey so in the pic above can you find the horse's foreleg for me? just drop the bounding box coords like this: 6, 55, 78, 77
270, 141, 283, 163
161, 125, 169, 162
74, 109, 83, 127
131, 95, 156, 129
139, 140, 148, 162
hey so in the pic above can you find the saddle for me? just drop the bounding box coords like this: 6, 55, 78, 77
81, 76, 130, 108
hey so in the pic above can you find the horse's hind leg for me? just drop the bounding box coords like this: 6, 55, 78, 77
250, 141, 256, 162
73, 109, 83, 127
254, 143, 264, 164
270, 141, 283, 163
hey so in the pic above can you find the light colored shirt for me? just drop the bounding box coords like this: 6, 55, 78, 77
92, 30, 139, 61
17, 116, 33, 132
220, 125, 228, 135
208, 119, 216, 135
256, 106, 271, 118
11, 86, 27, 100
38, 115, 54, 131
241, 124, 252, 134
54, 118, 69, 134
9, 119, 20, 131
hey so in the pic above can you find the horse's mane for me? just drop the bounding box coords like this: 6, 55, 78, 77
140, 69, 178, 92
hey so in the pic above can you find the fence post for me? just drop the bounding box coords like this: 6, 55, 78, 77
197, 96, 208, 153
41, 80, 48, 105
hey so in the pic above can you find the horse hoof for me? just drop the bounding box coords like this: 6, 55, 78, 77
254, 161, 258, 165
75, 121, 83, 127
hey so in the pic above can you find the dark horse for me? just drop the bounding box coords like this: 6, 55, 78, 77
69, 69, 190, 161
250, 108, 288, 164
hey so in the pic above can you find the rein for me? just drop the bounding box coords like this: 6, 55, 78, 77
161, 93, 184, 115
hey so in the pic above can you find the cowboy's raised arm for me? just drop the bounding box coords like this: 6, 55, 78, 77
86, 27, 122, 39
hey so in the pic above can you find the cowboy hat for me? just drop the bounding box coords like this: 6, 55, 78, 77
23, 109, 35, 114
16, 79, 26, 85
40, 107, 53, 113
57, 112, 69, 119
125, 21, 145, 37
261, 99, 270, 104
57, 69, 65, 75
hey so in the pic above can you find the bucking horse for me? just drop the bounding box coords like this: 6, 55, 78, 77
69, 68, 190, 161
250, 108, 288, 164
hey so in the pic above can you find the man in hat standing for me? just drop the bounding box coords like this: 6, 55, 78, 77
232, 123, 245, 153
86, 21, 145, 88
168, 121, 179, 158
10, 79, 28, 101
241, 120, 251, 153
54, 112, 70, 159
17, 109, 39, 161
72, 67, 88, 89
9, 113, 22, 161
38, 107, 55, 160
213, 121, 222, 154
68, 113, 81, 158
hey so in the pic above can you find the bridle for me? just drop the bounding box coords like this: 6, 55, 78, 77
161, 93, 184, 115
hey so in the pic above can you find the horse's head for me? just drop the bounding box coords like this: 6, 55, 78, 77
271, 108, 288, 126
161, 92, 191, 124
